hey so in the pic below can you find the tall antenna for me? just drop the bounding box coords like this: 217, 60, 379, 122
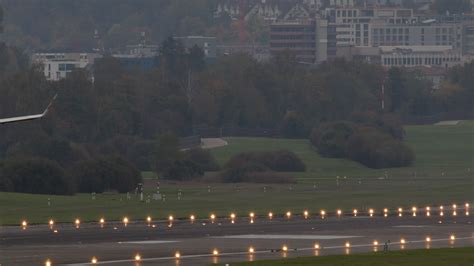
381, 83, 385, 111
239, 0, 247, 44
93, 29, 103, 53
141, 31, 146, 46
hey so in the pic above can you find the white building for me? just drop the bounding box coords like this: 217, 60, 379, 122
32, 53, 101, 81
380, 45, 464, 68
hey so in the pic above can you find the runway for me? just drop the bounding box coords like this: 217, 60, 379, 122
1, 214, 473, 265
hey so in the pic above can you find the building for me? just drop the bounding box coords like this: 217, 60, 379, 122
323, 7, 416, 60
112, 44, 159, 71
216, 44, 271, 62
462, 22, 474, 54
371, 21, 464, 51
32, 53, 101, 81
174, 36, 217, 58
380, 45, 464, 68
329, 0, 354, 7
270, 20, 320, 63
124, 44, 159, 57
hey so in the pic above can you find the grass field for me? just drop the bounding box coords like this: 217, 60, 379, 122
0, 123, 472, 225
230, 247, 474, 266
211, 121, 474, 180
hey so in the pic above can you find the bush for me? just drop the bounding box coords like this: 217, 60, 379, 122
5, 135, 88, 167
162, 159, 204, 181
71, 156, 142, 193
0, 158, 75, 195
270, 150, 306, 172
310, 121, 356, 158
183, 148, 220, 171
220, 162, 295, 183
126, 140, 157, 171
225, 150, 306, 172
243, 172, 296, 184
346, 127, 414, 168
221, 162, 269, 183
349, 111, 405, 140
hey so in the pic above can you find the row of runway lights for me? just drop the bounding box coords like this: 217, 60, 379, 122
22, 203, 470, 230
43, 234, 460, 265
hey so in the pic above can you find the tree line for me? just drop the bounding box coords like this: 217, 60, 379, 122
0, 38, 473, 186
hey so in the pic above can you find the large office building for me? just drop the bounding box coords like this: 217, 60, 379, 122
270, 19, 327, 64
370, 21, 464, 50
270, 20, 317, 63
380, 46, 464, 68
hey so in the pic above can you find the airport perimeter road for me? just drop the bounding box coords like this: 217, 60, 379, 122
1, 215, 473, 265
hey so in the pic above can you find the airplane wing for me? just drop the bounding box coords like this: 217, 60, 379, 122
0, 94, 57, 124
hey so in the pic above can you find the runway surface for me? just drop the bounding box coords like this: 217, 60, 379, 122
1, 214, 473, 265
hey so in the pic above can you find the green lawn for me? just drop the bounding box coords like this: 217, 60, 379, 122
211, 123, 474, 180
230, 247, 474, 266
0, 123, 472, 225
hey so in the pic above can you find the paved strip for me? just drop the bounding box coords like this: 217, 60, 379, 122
212, 234, 362, 240
117, 240, 180, 244
2, 216, 472, 265
65, 236, 474, 266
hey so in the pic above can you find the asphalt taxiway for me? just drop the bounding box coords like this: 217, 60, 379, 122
1, 213, 473, 265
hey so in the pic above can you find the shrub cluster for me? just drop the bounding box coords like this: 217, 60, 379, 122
0, 158, 75, 195
162, 160, 204, 181
99, 136, 156, 171
346, 128, 415, 169
71, 156, 142, 193
182, 148, 220, 172
349, 111, 405, 140
310, 121, 356, 157
310, 114, 414, 169
220, 164, 296, 184
225, 150, 306, 172
219, 150, 305, 184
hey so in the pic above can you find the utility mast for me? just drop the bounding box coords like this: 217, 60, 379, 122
239, 0, 247, 44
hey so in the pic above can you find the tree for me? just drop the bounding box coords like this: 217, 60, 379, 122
162, 159, 204, 181
183, 148, 220, 171
0, 158, 74, 195
280, 111, 306, 138
345, 127, 415, 169
311, 121, 356, 158
71, 156, 141, 193
155, 133, 181, 175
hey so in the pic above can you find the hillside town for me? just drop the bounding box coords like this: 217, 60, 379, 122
29, 0, 473, 90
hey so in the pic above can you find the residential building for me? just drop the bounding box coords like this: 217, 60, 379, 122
32, 53, 101, 81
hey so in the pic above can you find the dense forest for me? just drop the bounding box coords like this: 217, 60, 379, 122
0, 37, 472, 166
